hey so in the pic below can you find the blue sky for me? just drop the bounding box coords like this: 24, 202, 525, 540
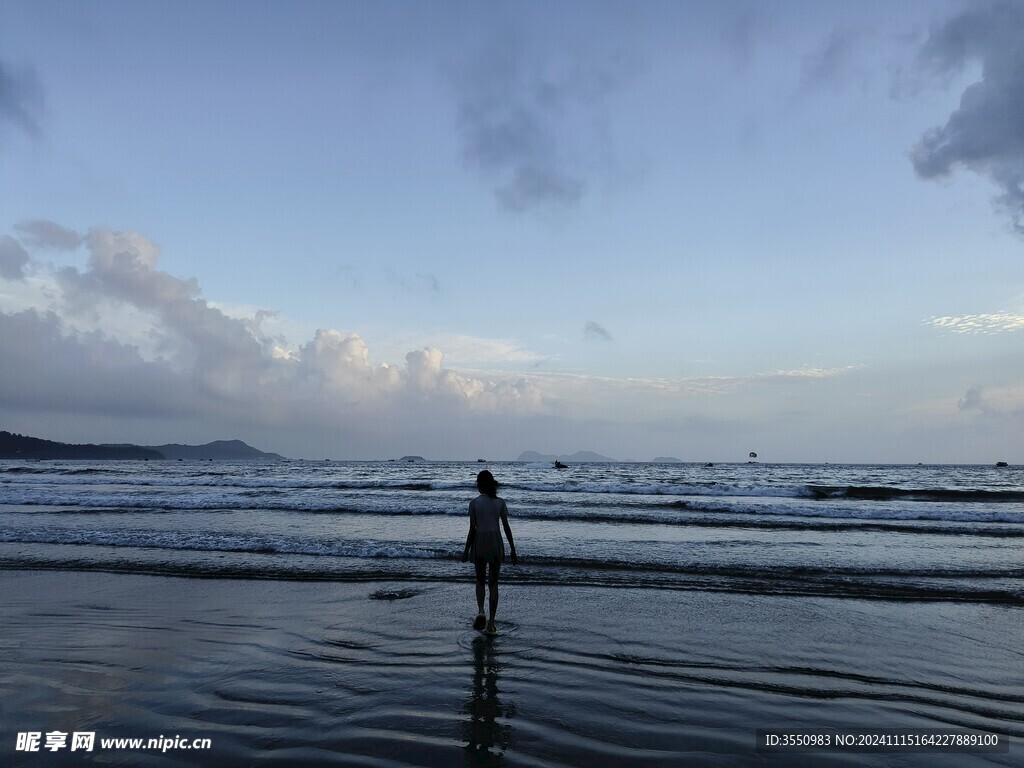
1, 0, 1022, 461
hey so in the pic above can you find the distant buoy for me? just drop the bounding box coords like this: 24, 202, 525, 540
748, 452, 757, 459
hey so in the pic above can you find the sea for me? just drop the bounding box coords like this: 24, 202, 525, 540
1, 459, 1022, 605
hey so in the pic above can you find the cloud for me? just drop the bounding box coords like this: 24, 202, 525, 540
0, 224, 548, 440
387, 332, 549, 367
926, 312, 1024, 333
584, 320, 613, 342
14, 220, 83, 251
383, 268, 440, 294
454, 36, 630, 213
800, 27, 869, 91
0, 236, 29, 280
910, 2, 1024, 232
0, 309, 192, 417
0, 59, 44, 139
957, 385, 983, 412
720, 11, 758, 73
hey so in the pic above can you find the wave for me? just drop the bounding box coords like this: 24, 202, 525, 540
808, 486, 1024, 503
0, 527, 448, 560
2, 548, 1020, 605
6, 493, 1024, 528
7, 467, 1023, 505
4, 526, 1022, 577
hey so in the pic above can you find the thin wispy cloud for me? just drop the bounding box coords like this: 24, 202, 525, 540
926, 313, 1024, 334
384, 268, 441, 295
391, 332, 549, 367
0, 59, 44, 139
799, 27, 872, 93
14, 220, 82, 251
518, 364, 859, 399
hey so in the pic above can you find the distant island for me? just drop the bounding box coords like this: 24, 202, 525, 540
0, 431, 284, 461
143, 440, 284, 460
518, 450, 617, 463
651, 456, 683, 463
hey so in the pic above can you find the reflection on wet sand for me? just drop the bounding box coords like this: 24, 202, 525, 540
462, 635, 515, 764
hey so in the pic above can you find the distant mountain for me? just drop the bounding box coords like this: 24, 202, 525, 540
1, 431, 161, 460
144, 440, 284, 460
651, 456, 683, 463
517, 450, 617, 463
0, 431, 283, 461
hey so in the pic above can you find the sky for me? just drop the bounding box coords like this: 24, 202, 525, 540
1, 0, 1022, 462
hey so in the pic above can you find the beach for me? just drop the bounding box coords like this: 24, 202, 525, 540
2, 568, 1020, 767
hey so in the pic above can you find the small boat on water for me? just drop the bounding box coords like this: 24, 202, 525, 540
554, 460, 568, 469
996, 461, 1008, 467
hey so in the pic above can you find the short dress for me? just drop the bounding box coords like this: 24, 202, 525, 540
470, 494, 507, 564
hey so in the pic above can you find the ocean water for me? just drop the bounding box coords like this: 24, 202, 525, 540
1, 459, 1022, 604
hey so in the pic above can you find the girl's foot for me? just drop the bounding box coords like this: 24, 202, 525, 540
485, 622, 499, 636
473, 612, 486, 631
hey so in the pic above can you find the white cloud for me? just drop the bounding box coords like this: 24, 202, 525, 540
0, 225, 550, 441
926, 313, 1024, 334
383, 331, 549, 367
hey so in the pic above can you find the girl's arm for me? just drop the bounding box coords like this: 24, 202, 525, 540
462, 504, 476, 562
500, 501, 517, 565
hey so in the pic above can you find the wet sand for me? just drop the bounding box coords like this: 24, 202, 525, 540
1, 569, 1020, 766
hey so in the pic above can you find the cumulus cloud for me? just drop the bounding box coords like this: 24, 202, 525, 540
0, 224, 548, 441
0, 236, 29, 280
0, 309, 191, 417
0, 59, 44, 138
910, 2, 1024, 232
584, 320, 613, 342
454, 36, 631, 213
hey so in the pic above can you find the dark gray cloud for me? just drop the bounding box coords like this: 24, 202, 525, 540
455, 37, 630, 213
0, 235, 29, 280
14, 220, 82, 251
911, 2, 1024, 232
0, 309, 194, 417
584, 320, 613, 342
0, 59, 44, 138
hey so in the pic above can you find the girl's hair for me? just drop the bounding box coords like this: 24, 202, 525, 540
476, 470, 498, 498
